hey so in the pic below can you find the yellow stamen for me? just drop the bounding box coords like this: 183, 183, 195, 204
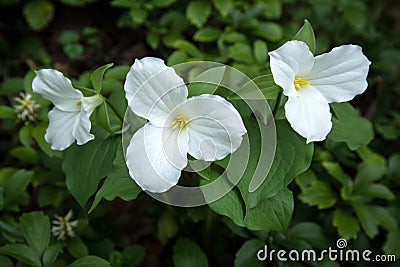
294, 77, 310, 90
171, 115, 188, 129
76, 101, 81, 106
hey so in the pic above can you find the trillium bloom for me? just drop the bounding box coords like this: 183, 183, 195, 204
269, 40, 371, 143
33, 69, 103, 150
124, 57, 246, 193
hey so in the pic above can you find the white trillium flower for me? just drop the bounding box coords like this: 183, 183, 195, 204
124, 57, 247, 193
269, 40, 371, 143
33, 69, 103, 150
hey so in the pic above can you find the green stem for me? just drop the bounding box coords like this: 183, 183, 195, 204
105, 99, 124, 124
272, 91, 283, 116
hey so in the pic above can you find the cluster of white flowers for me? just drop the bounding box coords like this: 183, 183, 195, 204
32, 40, 370, 193
51, 210, 78, 240
14, 92, 41, 124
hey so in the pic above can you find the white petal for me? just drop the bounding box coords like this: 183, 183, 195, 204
73, 111, 94, 145
45, 108, 78, 150
126, 123, 189, 193
82, 95, 103, 115
180, 94, 246, 161
306, 45, 371, 103
32, 69, 83, 112
285, 86, 332, 143
124, 57, 188, 126
268, 40, 315, 97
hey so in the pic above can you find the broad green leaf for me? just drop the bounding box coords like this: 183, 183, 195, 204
104, 65, 130, 80
230, 74, 281, 100
121, 245, 145, 267
90, 63, 114, 94
158, 211, 178, 244
90, 145, 141, 213
352, 203, 379, 238
31, 126, 63, 158
10, 146, 38, 165
63, 43, 84, 59
19, 126, 33, 147
355, 146, 386, 184
384, 229, 400, 259
43, 244, 62, 267
0, 105, 16, 119
167, 51, 189, 66
2, 170, 33, 211
172, 238, 208, 267
252, 22, 282, 42
23, 0, 54, 31
172, 40, 202, 58
0, 244, 41, 267
211, 0, 232, 16
69, 255, 110, 267
59, 30, 79, 45
322, 162, 353, 200
354, 183, 395, 201
333, 209, 360, 240
234, 120, 313, 208
328, 103, 374, 150
129, 8, 148, 24
146, 31, 159, 49
228, 43, 254, 64
296, 170, 337, 209
63, 127, 119, 208
151, 0, 176, 7
95, 102, 112, 133
193, 27, 221, 42
186, 1, 211, 28
0, 255, 13, 267
244, 189, 293, 233
20, 211, 50, 256
0, 77, 24, 95
253, 40, 268, 65
292, 19, 316, 54
261, 0, 281, 19
66, 238, 89, 259
288, 222, 329, 249
234, 239, 265, 267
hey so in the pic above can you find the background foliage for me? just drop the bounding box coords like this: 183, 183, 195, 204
0, 0, 399, 266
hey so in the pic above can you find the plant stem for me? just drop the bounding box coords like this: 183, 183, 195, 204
105, 99, 124, 124
272, 91, 283, 116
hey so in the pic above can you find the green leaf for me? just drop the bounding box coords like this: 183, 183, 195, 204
384, 229, 400, 259
288, 222, 329, 248
186, 0, 211, 28
66, 238, 89, 259
193, 27, 221, 42
234, 239, 265, 267
158, 211, 178, 244
292, 19, 316, 54
296, 170, 338, 209
59, 30, 79, 45
10, 146, 38, 165
234, 120, 313, 208
90, 145, 141, 213
151, 0, 176, 7
355, 146, 386, 184
211, 0, 232, 16
352, 203, 379, 238
172, 40, 202, 58
261, 0, 281, 19
167, 51, 189, 66
63, 43, 84, 59
121, 245, 145, 267
252, 22, 282, 42
0, 244, 41, 267
104, 65, 130, 80
23, 0, 54, 31
19, 125, 33, 146
2, 170, 32, 211
228, 43, 254, 64
0, 255, 13, 267
0, 77, 24, 95
69, 255, 110, 267
333, 209, 360, 240
244, 189, 293, 232
20, 211, 50, 256
90, 63, 114, 94
43, 244, 62, 267
322, 161, 353, 200
354, 183, 395, 201
31, 126, 63, 158
0, 105, 16, 119
172, 238, 208, 267
95, 102, 112, 133
253, 40, 268, 65
63, 127, 119, 208
328, 103, 374, 150
230, 74, 281, 100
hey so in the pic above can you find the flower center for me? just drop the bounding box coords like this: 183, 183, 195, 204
171, 114, 188, 129
76, 101, 81, 106
294, 77, 310, 90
